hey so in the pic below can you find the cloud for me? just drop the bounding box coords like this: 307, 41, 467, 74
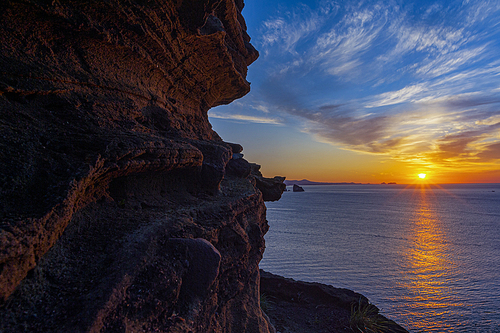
432, 132, 482, 160
236, 0, 500, 174
476, 114, 500, 126
378, 23, 468, 66
476, 142, 500, 161
282, 104, 401, 153
415, 45, 487, 78
209, 112, 282, 125
276, 92, 500, 171
252, 104, 273, 114
463, 0, 500, 26
257, 0, 497, 88
366, 84, 427, 108
429, 64, 500, 92
310, 4, 391, 80
260, 4, 335, 55
420, 121, 500, 167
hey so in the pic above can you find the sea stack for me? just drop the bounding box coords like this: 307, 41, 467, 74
293, 184, 305, 192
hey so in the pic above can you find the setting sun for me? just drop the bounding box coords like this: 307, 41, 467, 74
418, 173, 427, 179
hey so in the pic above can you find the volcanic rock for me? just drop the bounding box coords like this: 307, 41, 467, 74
249, 163, 286, 202
260, 270, 409, 333
226, 142, 244, 154
226, 157, 252, 178
0, 0, 277, 332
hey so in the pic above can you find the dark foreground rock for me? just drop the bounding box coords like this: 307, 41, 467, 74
250, 163, 287, 201
260, 270, 408, 333
0, 0, 285, 332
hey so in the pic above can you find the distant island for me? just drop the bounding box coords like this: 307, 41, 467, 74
284, 179, 365, 185
285, 179, 397, 186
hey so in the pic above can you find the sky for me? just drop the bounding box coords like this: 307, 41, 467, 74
209, 0, 500, 184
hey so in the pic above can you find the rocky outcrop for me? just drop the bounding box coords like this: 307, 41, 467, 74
293, 184, 305, 192
1, 176, 276, 332
0, 0, 284, 332
260, 270, 409, 333
226, 145, 252, 178
250, 163, 287, 202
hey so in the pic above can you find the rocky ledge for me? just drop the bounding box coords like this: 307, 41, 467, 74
260, 271, 408, 333
1, 169, 282, 332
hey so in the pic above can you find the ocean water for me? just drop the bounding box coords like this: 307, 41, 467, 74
260, 184, 500, 333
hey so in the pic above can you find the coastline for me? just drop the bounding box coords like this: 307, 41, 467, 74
260, 270, 408, 333
263, 183, 500, 331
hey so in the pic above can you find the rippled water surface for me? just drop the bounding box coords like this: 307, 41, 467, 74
261, 184, 500, 332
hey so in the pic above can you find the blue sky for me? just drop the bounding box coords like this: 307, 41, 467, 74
209, 0, 500, 183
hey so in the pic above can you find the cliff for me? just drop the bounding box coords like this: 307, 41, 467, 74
0, 0, 285, 331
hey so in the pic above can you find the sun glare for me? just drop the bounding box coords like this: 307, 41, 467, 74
418, 173, 427, 179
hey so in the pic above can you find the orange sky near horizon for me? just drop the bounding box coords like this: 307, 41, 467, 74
256, 153, 500, 185
211, 118, 500, 185
209, 0, 500, 185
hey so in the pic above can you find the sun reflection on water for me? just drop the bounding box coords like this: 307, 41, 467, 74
398, 186, 464, 332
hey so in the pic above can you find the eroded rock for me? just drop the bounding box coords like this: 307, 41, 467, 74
170, 238, 221, 303
0, 0, 276, 332
249, 163, 287, 202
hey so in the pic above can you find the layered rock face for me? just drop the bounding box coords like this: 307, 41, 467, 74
0, 1, 282, 331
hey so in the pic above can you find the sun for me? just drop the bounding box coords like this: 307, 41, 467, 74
418, 173, 426, 179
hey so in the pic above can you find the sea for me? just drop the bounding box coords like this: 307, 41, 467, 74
260, 183, 500, 333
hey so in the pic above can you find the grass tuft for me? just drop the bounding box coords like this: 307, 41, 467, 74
260, 293, 275, 312
350, 298, 393, 333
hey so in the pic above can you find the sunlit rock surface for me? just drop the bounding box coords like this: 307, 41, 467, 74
0, 0, 284, 331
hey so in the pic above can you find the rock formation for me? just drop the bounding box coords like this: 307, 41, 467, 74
0, 0, 284, 331
260, 271, 409, 333
250, 163, 287, 202
293, 184, 305, 192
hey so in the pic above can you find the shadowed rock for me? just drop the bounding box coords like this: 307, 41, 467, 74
225, 142, 244, 154
260, 270, 409, 333
249, 163, 286, 202
0, 0, 276, 332
293, 184, 305, 192
170, 238, 221, 303
0, 0, 257, 302
227, 158, 252, 178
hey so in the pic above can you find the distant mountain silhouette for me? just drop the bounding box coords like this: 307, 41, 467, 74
284, 179, 364, 186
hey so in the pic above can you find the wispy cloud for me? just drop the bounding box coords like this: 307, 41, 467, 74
220, 0, 500, 176
476, 114, 500, 125
463, 0, 500, 26
258, 0, 499, 82
311, 5, 389, 79
378, 24, 469, 65
366, 84, 427, 108
261, 4, 336, 55
291, 95, 500, 169
209, 112, 282, 125
476, 142, 500, 161
415, 45, 487, 78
